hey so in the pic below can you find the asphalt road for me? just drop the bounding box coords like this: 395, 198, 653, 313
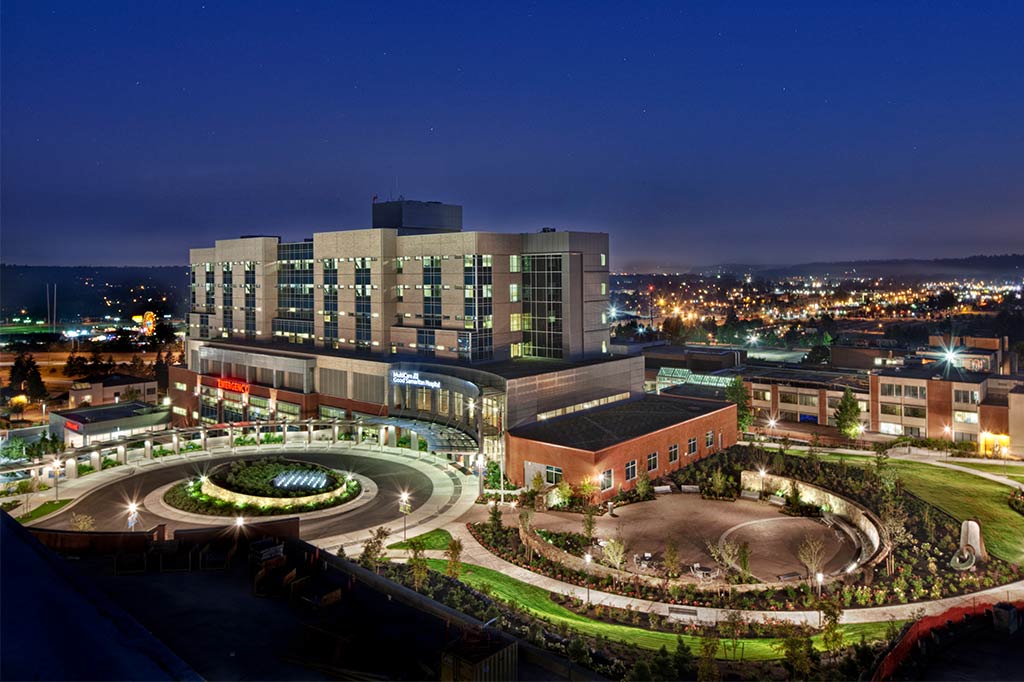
36, 450, 434, 538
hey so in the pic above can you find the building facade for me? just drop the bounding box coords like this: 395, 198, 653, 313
68, 373, 159, 408
506, 395, 738, 499
172, 200, 638, 461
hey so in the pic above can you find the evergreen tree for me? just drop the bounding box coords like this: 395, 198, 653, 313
673, 634, 695, 677
153, 351, 169, 390
8, 352, 33, 390
725, 376, 753, 432
24, 366, 47, 401
833, 387, 862, 440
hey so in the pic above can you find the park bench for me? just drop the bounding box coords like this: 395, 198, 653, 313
740, 489, 760, 501
679, 484, 700, 494
653, 485, 673, 495
668, 606, 698, 620
769, 495, 786, 506
777, 571, 802, 581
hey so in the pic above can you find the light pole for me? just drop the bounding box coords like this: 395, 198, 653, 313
816, 571, 824, 598
767, 418, 778, 450
52, 458, 62, 501
127, 502, 140, 531
399, 492, 412, 541
758, 468, 767, 497
584, 553, 592, 605
943, 425, 952, 461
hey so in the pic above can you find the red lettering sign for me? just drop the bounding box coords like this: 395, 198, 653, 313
65, 421, 81, 432
217, 378, 250, 394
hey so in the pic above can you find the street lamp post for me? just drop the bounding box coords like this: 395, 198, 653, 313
52, 458, 62, 501
758, 468, 767, 497
127, 502, 140, 531
399, 492, 412, 541
584, 553, 592, 605
816, 571, 824, 598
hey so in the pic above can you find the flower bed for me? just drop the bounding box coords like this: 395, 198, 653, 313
163, 458, 360, 517
1010, 489, 1024, 517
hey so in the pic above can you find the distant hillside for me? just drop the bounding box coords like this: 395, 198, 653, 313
686, 254, 1024, 280
0, 265, 189, 321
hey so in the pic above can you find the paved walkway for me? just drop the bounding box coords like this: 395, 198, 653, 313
412, 517, 1024, 627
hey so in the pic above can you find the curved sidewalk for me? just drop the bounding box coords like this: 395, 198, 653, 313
437, 520, 1024, 627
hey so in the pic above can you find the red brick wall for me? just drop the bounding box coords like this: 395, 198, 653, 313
926, 380, 953, 438
979, 403, 1009, 436
168, 365, 199, 426
869, 375, 880, 432
505, 404, 738, 500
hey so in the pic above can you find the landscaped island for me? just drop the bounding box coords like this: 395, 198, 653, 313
164, 457, 361, 516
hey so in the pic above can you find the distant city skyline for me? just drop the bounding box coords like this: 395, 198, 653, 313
2, 1, 1023, 268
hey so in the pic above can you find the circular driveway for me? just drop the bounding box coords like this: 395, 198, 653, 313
35, 450, 435, 542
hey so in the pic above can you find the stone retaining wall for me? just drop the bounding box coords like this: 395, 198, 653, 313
740, 470, 889, 569
200, 477, 355, 508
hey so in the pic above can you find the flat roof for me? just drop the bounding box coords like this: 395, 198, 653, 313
508, 395, 731, 451
53, 401, 162, 424
72, 373, 154, 387
718, 365, 870, 392
876, 362, 990, 383
198, 339, 631, 380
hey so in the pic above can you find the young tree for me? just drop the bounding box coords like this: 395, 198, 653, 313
581, 505, 596, 545
407, 537, 429, 591
635, 468, 653, 500
834, 387, 862, 441
820, 594, 845, 662
696, 634, 721, 682
725, 375, 753, 432
444, 536, 464, 579
773, 625, 814, 680
663, 538, 680, 578
721, 610, 746, 660
359, 526, 392, 573
797, 535, 826, 581
530, 471, 545, 493
603, 535, 626, 571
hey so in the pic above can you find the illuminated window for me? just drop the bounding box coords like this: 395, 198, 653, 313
600, 469, 613, 491
545, 465, 562, 484
509, 283, 519, 303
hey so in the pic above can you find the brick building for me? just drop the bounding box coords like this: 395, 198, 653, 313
505, 395, 737, 499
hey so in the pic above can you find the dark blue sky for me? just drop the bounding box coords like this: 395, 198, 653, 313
2, 1, 1023, 269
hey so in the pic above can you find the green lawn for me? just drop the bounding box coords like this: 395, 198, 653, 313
784, 450, 1024, 564
424, 560, 895, 661
388, 528, 453, 551
16, 499, 72, 523
886, 460, 1024, 564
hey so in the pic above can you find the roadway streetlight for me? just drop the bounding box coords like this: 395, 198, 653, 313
399, 492, 412, 541
52, 458, 62, 501
127, 502, 140, 531
584, 553, 592, 605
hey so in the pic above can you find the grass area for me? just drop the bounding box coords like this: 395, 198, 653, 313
388, 528, 453, 551
887, 460, 1024, 564
783, 449, 1024, 563
424, 560, 895, 661
16, 499, 72, 523
947, 461, 1024, 484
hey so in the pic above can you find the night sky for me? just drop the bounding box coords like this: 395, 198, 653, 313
2, 1, 1023, 269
